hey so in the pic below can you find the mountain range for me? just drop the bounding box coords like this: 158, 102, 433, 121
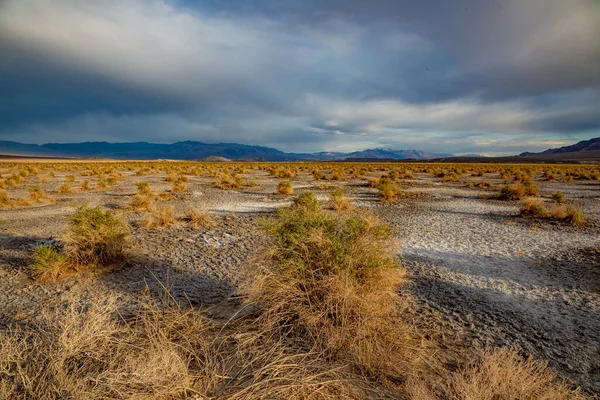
1, 137, 598, 161
0, 140, 451, 161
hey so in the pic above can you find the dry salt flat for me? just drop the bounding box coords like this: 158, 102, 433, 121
384, 196, 600, 392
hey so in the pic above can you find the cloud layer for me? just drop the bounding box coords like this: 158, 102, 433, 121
0, 0, 599, 155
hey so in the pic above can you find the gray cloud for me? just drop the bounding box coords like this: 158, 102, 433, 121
0, 0, 598, 155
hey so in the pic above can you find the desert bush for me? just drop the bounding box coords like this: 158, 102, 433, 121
292, 192, 321, 212
560, 205, 586, 226
171, 179, 186, 193
277, 180, 293, 195
329, 189, 352, 211
214, 173, 243, 190
312, 169, 324, 181
0, 292, 375, 400
378, 182, 402, 202
407, 347, 586, 400
499, 181, 537, 200
136, 181, 151, 195
520, 198, 586, 226
28, 186, 51, 202
0, 190, 10, 206
442, 172, 461, 182
520, 198, 550, 218
330, 170, 343, 181
551, 191, 566, 204
65, 174, 75, 182
143, 205, 176, 228
468, 181, 492, 189
278, 168, 296, 179
64, 204, 130, 266
131, 193, 154, 210
81, 180, 91, 191
58, 183, 73, 193
30, 245, 70, 282
183, 206, 214, 228
247, 205, 417, 381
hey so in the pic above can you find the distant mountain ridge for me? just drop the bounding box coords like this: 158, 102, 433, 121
520, 137, 600, 156
0, 140, 451, 161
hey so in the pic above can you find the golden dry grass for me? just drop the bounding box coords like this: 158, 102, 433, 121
406, 348, 586, 400
142, 205, 177, 228
183, 206, 215, 228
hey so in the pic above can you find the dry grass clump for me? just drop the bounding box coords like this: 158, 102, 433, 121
183, 206, 215, 228
552, 191, 566, 204
131, 192, 154, 210
64, 204, 130, 266
407, 348, 586, 400
329, 189, 353, 211
31, 205, 129, 281
57, 182, 73, 193
0, 292, 379, 400
520, 198, 585, 225
142, 205, 177, 228
171, 179, 186, 193
137, 181, 153, 195
0, 190, 9, 206
293, 192, 321, 212
277, 180, 293, 195
378, 182, 403, 202
215, 172, 243, 190
246, 200, 418, 382
28, 186, 53, 202
499, 181, 537, 200
30, 245, 69, 282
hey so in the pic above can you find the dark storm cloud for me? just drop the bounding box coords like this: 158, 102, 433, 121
0, 0, 598, 155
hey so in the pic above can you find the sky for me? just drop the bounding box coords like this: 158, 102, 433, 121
0, 0, 599, 156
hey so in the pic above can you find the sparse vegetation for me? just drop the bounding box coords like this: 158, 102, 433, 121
276, 180, 293, 195
183, 206, 214, 228
520, 197, 586, 225
143, 205, 177, 228
30, 245, 69, 282
329, 189, 353, 211
64, 204, 130, 267
499, 181, 538, 200
247, 199, 415, 380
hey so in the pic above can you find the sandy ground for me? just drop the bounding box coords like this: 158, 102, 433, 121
1, 165, 599, 393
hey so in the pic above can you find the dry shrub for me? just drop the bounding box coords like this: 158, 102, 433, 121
0, 292, 380, 400
406, 348, 586, 400
552, 191, 566, 204
0, 190, 9, 206
58, 182, 73, 193
184, 206, 215, 228
28, 186, 52, 202
293, 192, 321, 212
30, 205, 129, 282
329, 189, 353, 211
136, 181, 153, 195
171, 179, 186, 193
143, 205, 177, 228
520, 197, 550, 218
378, 182, 402, 202
277, 180, 293, 195
64, 204, 130, 267
81, 180, 91, 191
520, 198, 586, 225
131, 193, 154, 210
30, 245, 69, 282
215, 173, 243, 190
246, 201, 419, 382
499, 181, 537, 200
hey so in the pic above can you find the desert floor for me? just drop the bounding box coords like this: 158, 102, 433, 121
1, 162, 599, 393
